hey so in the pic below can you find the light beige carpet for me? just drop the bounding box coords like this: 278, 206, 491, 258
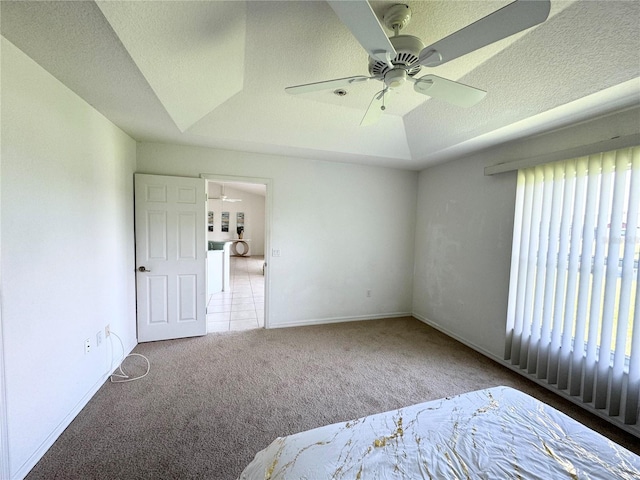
26, 317, 639, 479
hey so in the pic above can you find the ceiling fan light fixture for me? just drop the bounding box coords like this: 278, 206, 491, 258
385, 68, 407, 89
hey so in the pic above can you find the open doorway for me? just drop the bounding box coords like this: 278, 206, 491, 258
203, 178, 268, 332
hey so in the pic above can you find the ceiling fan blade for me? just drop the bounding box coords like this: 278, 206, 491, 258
411, 75, 487, 107
418, 0, 551, 67
328, 0, 396, 67
285, 75, 375, 95
360, 89, 392, 126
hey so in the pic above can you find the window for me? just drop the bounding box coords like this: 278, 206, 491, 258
505, 146, 639, 424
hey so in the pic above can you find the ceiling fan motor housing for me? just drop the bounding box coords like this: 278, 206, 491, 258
368, 34, 425, 77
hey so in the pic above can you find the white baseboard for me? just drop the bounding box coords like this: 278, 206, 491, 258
269, 312, 412, 329
412, 313, 501, 362
12, 340, 137, 480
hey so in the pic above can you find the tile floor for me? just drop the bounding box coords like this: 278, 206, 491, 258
207, 255, 265, 332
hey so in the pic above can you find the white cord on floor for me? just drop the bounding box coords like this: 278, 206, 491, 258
108, 331, 150, 383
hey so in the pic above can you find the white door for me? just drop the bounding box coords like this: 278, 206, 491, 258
135, 174, 207, 342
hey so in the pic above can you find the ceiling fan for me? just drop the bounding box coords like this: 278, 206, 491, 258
285, 0, 551, 125
208, 184, 242, 203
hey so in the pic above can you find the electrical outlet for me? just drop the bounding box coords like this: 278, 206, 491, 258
272, 249, 281, 257
105, 324, 110, 337
366, 289, 372, 298
96, 330, 103, 347
84, 338, 91, 354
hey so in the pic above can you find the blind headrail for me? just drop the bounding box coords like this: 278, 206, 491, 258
484, 133, 640, 176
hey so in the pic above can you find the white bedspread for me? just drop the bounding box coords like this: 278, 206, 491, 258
239, 386, 640, 479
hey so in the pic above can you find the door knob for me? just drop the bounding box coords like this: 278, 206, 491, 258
138, 266, 151, 272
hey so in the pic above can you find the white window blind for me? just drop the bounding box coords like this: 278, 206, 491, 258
505, 146, 640, 425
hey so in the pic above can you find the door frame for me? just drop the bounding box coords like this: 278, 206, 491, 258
200, 173, 272, 329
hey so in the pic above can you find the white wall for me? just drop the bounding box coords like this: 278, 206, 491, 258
137, 143, 418, 327
207, 184, 265, 256
1, 37, 137, 479
413, 157, 517, 357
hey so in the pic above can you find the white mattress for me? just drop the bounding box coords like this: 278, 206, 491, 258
239, 386, 640, 479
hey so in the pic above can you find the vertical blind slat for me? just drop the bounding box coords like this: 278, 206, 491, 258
612, 148, 639, 417
520, 168, 545, 369
570, 155, 600, 396
595, 151, 627, 411
505, 170, 527, 360
512, 169, 536, 365
625, 233, 640, 424
585, 154, 615, 403
548, 161, 575, 384
528, 166, 553, 374
538, 163, 562, 379
559, 158, 588, 390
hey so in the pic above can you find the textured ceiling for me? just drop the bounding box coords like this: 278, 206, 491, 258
96, 0, 246, 132
1, 1, 639, 170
